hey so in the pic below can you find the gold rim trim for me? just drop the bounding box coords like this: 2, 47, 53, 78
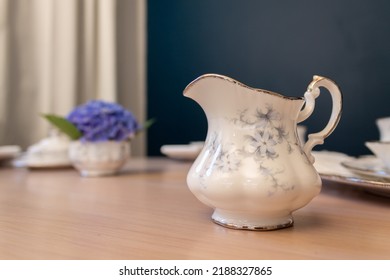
183, 73, 304, 101
211, 217, 294, 231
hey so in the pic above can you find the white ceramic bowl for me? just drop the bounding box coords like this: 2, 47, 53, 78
365, 141, 390, 169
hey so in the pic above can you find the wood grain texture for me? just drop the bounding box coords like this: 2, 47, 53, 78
0, 158, 389, 259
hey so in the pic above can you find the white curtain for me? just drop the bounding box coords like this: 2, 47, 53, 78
0, 0, 147, 155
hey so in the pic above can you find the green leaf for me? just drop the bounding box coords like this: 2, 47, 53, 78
143, 118, 156, 130
42, 114, 82, 140
136, 118, 156, 135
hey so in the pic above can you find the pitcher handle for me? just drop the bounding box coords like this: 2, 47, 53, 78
297, 75, 343, 163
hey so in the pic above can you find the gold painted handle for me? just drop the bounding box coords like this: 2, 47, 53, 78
298, 76, 343, 163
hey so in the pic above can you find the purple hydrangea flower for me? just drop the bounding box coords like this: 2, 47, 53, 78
67, 100, 140, 142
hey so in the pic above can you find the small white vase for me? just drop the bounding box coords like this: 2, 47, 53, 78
69, 140, 130, 177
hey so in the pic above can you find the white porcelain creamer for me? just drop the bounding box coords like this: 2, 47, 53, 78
184, 74, 342, 230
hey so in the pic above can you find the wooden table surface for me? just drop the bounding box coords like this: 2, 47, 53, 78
0, 157, 389, 260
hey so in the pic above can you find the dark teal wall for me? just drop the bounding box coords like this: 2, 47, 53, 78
147, 0, 390, 156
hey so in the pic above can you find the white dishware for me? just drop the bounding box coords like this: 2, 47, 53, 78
25, 131, 71, 168
312, 151, 390, 198
297, 125, 307, 145
184, 74, 342, 230
0, 145, 21, 161
69, 140, 130, 177
365, 141, 390, 170
342, 155, 390, 180
376, 117, 390, 141
160, 142, 203, 160
312, 150, 356, 177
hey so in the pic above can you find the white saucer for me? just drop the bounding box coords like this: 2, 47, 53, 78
11, 152, 72, 169
341, 156, 390, 180
26, 160, 72, 169
160, 143, 203, 160
0, 145, 21, 161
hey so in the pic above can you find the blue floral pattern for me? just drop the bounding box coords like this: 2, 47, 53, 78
239, 105, 295, 156
199, 104, 302, 193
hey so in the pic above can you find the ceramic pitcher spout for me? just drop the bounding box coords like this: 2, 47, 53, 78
184, 74, 305, 119
184, 73, 298, 98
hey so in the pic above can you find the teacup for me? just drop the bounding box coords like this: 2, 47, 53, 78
297, 125, 307, 145
365, 141, 390, 169
376, 117, 390, 141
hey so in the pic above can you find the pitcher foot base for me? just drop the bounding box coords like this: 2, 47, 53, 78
211, 210, 294, 231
